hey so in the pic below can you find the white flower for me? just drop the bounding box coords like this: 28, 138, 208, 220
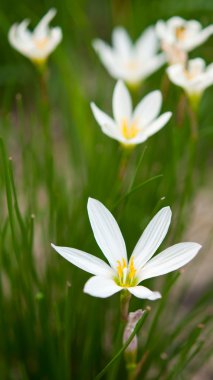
167, 58, 213, 97
8, 9, 62, 64
51, 198, 201, 299
93, 26, 166, 86
91, 80, 171, 146
156, 17, 213, 63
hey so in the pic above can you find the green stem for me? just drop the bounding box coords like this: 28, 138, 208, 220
120, 290, 131, 322
188, 100, 198, 141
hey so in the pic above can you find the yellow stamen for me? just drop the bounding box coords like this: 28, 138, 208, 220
129, 257, 136, 280
122, 258, 127, 268
175, 26, 186, 41
121, 119, 138, 140
115, 257, 137, 287
116, 258, 127, 279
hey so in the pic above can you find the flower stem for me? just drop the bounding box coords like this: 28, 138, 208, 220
120, 290, 131, 322
188, 97, 200, 140
188, 101, 198, 141
127, 364, 137, 380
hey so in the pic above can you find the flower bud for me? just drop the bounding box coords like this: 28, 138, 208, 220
123, 309, 144, 367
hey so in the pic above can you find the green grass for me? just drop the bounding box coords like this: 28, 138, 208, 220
0, 0, 213, 379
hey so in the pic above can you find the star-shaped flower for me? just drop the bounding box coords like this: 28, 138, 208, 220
52, 198, 201, 299
167, 58, 213, 98
93, 26, 166, 87
91, 80, 172, 146
8, 9, 62, 65
156, 17, 213, 53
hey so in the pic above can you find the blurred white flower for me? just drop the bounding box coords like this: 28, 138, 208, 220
156, 17, 213, 56
8, 8, 62, 65
93, 26, 165, 86
91, 80, 171, 146
52, 197, 201, 299
167, 58, 213, 99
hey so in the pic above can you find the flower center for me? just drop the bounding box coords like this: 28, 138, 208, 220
183, 64, 202, 80
175, 26, 186, 41
115, 257, 137, 287
125, 60, 139, 71
121, 118, 139, 140
34, 37, 49, 50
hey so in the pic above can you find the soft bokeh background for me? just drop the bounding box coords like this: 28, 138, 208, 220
0, 1, 212, 379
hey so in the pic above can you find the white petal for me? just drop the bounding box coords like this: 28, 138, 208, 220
113, 80, 132, 125
206, 63, 213, 73
48, 27, 62, 47
126, 134, 148, 145
140, 53, 166, 78
168, 16, 185, 30
112, 27, 132, 58
16, 20, 32, 42
128, 285, 161, 300
93, 39, 120, 79
34, 8, 56, 38
143, 112, 172, 138
84, 276, 122, 298
87, 198, 127, 270
51, 244, 113, 276
91, 102, 116, 128
101, 125, 126, 142
131, 207, 172, 270
188, 57, 205, 72
184, 25, 213, 51
9, 21, 33, 53
135, 27, 159, 58
90, 103, 125, 142
156, 20, 171, 42
167, 64, 186, 87
139, 242, 201, 281
133, 90, 162, 127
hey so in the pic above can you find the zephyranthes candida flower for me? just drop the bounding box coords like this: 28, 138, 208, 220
91, 80, 171, 146
156, 17, 213, 66
156, 17, 213, 57
8, 9, 62, 65
167, 58, 213, 101
93, 26, 165, 87
51, 198, 201, 299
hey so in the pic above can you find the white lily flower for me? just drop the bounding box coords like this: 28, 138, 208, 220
8, 9, 62, 65
51, 198, 201, 299
167, 58, 213, 99
156, 16, 213, 54
93, 26, 166, 86
91, 80, 172, 146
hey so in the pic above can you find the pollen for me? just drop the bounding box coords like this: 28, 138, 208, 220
121, 118, 139, 140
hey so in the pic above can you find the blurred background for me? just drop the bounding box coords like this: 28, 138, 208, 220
0, 0, 212, 379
